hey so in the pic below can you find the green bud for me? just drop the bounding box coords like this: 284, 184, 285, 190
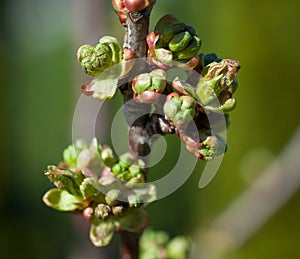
163, 94, 196, 129
169, 31, 192, 52
119, 170, 131, 181
199, 133, 227, 160
62, 139, 88, 168
173, 36, 202, 60
63, 145, 78, 168
77, 36, 122, 77
148, 15, 201, 69
156, 19, 186, 48
132, 73, 152, 94
112, 163, 123, 176
99, 36, 122, 66
119, 153, 134, 169
196, 59, 240, 110
132, 69, 167, 103
94, 204, 111, 221
128, 164, 141, 177
101, 147, 117, 167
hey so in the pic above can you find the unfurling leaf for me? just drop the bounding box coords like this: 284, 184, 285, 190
90, 220, 115, 247
42, 189, 84, 211
115, 208, 149, 232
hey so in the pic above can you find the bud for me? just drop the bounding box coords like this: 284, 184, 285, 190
77, 36, 122, 77
163, 93, 196, 130
101, 146, 117, 167
179, 130, 227, 160
94, 204, 111, 221
147, 14, 202, 69
125, 0, 156, 12
196, 59, 240, 111
63, 139, 88, 168
132, 69, 167, 103
82, 206, 94, 222
112, 206, 125, 216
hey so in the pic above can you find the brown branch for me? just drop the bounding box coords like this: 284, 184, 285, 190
119, 6, 176, 259
119, 7, 152, 259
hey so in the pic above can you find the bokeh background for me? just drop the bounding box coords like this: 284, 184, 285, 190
1, 0, 300, 258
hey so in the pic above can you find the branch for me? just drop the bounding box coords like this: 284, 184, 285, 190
119, 7, 153, 259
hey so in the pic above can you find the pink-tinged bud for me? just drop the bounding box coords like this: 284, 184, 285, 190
125, 0, 156, 12
132, 69, 167, 104
82, 206, 94, 222
112, 0, 127, 24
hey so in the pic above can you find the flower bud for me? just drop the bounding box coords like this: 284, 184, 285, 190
132, 69, 167, 103
83, 206, 94, 222
101, 146, 117, 167
147, 14, 202, 69
112, 206, 125, 216
179, 130, 227, 160
77, 36, 122, 77
196, 59, 240, 111
125, 0, 156, 12
94, 204, 111, 221
163, 93, 196, 130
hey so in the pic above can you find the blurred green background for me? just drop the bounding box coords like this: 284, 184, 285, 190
1, 0, 300, 258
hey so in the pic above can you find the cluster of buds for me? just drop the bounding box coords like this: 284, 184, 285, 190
43, 139, 156, 247
196, 57, 240, 112
77, 36, 122, 77
132, 69, 167, 103
147, 14, 202, 69
140, 229, 191, 259
112, 0, 156, 24
163, 92, 196, 130
108, 152, 146, 183
178, 128, 227, 160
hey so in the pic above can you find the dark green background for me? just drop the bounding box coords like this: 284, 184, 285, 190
1, 0, 300, 258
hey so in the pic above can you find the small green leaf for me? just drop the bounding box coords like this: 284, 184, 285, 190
115, 208, 149, 232
43, 189, 84, 211
45, 167, 84, 196
88, 78, 118, 101
90, 220, 115, 247
80, 177, 99, 198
